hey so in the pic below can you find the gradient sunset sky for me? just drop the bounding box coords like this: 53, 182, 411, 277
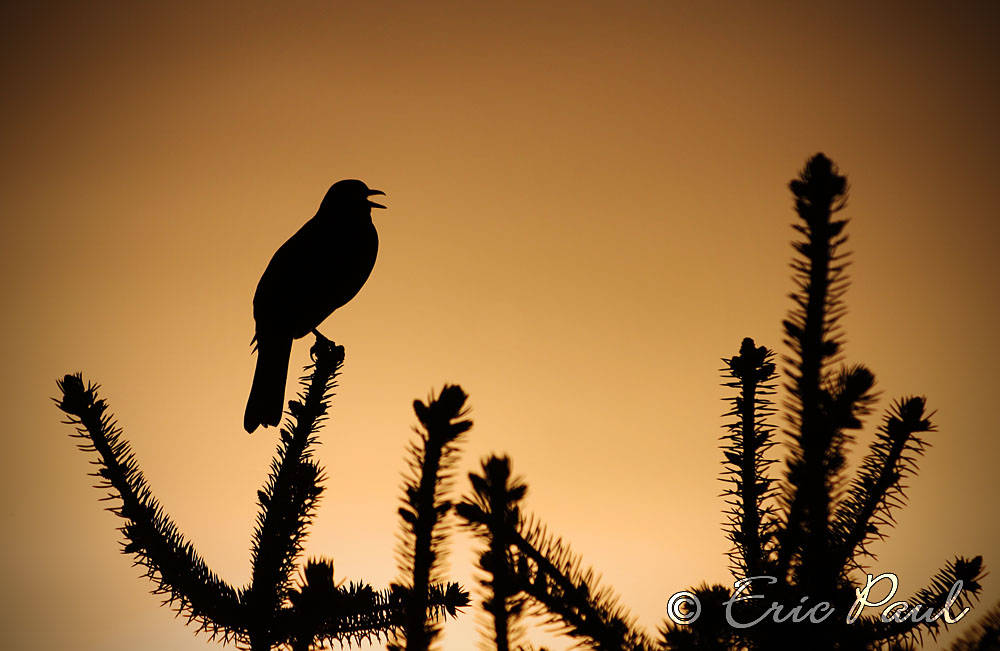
2, 2, 998, 650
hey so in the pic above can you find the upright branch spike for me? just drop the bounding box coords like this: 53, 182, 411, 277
245, 340, 344, 650
456, 455, 529, 651
392, 385, 472, 651
720, 337, 778, 579
775, 153, 851, 595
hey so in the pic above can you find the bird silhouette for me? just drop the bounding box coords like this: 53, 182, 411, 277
244, 179, 385, 433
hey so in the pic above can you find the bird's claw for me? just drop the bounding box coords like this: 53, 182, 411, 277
309, 329, 337, 361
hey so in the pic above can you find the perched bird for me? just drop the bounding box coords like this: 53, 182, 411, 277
244, 179, 385, 433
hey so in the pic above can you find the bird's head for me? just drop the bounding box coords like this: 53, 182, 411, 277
321, 179, 386, 213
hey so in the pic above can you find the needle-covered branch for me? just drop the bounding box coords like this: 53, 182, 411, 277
832, 397, 932, 573
948, 600, 1000, 651
456, 455, 528, 651
510, 516, 655, 651
391, 384, 473, 651
776, 153, 852, 595
56, 338, 468, 651
243, 336, 344, 650
286, 559, 469, 650
55, 374, 245, 642
459, 456, 653, 651
853, 556, 985, 648
720, 338, 779, 579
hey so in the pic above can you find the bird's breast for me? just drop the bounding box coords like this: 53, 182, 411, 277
315, 221, 378, 304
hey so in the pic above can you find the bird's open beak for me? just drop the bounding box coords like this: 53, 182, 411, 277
367, 189, 386, 209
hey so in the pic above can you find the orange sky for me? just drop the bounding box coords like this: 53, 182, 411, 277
2, 2, 998, 650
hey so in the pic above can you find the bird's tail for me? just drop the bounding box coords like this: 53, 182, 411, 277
244, 334, 293, 434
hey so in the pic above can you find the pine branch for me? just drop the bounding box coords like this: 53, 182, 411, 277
832, 397, 932, 573
775, 153, 851, 596
392, 385, 472, 651
286, 560, 471, 649
459, 459, 653, 651
948, 600, 1000, 651
55, 374, 245, 643
824, 364, 878, 433
58, 339, 470, 651
855, 556, 985, 648
456, 455, 529, 651
244, 336, 343, 650
510, 515, 655, 651
720, 337, 779, 579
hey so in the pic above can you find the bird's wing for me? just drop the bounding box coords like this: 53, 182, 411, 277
252, 218, 323, 328
252, 215, 378, 340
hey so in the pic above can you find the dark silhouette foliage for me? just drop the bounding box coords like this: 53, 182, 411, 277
458, 154, 987, 651
456, 456, 529, 651
948, 603, 1000, 651
54, 153, 993, 651
56, 337, 468, 650
390, 385, 473, 651
459, 455, 653, 651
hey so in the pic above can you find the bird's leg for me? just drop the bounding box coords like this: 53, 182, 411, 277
311, 328, 329, 343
